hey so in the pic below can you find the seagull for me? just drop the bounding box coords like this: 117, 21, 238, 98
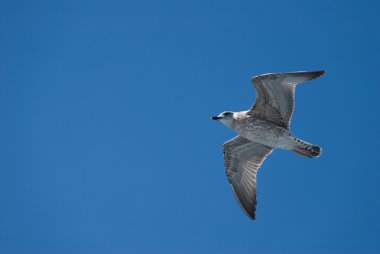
212, 70, 325, 221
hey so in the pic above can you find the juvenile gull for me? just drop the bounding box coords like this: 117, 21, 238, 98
212, 70, 325, 221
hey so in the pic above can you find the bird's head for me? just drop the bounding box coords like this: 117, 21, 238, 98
211, 111, 236, 128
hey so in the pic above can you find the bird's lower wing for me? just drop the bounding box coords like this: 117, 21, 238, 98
223, 136, 273, 220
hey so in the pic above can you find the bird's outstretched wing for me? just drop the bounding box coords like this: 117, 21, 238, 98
249, 70, 325, 129
223, 136, 273, 220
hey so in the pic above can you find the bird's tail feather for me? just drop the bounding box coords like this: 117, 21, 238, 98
292, 140, 321, 158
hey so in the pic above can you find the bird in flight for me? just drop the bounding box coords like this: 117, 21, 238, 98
212, 70, 325, 220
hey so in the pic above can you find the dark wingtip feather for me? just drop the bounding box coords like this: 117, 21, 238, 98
305, 70, 326, 82
248, 213, 256, 221
240, 203, 256, 221
314, 70, 326, 78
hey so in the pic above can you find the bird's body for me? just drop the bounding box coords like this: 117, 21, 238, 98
212, 70, 325, 220
226, 111, 317, 153
231, 112, 292, 149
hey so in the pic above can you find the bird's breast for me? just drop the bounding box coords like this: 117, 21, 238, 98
234, 118, 291, 148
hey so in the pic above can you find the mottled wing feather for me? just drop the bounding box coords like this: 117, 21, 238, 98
223, 136, 273, 220
249, 70, 325, 129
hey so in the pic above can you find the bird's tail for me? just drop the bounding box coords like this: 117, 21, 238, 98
292, 138, 322, 158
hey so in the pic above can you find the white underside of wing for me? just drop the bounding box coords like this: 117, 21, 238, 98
223, 136, 273, 220
249, 70, 325, 128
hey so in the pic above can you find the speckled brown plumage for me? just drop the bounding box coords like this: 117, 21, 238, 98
212, 70, 325, 221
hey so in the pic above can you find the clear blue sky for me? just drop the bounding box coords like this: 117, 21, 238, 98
1, 0, 379, 253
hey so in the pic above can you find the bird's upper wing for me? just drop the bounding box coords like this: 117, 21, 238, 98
248, 70, 325, 129
223, 136, 273, 220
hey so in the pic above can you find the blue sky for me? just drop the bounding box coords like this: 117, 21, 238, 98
0, 0, 379, 253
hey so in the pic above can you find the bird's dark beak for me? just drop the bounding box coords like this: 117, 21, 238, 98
212, 116, 222, 120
